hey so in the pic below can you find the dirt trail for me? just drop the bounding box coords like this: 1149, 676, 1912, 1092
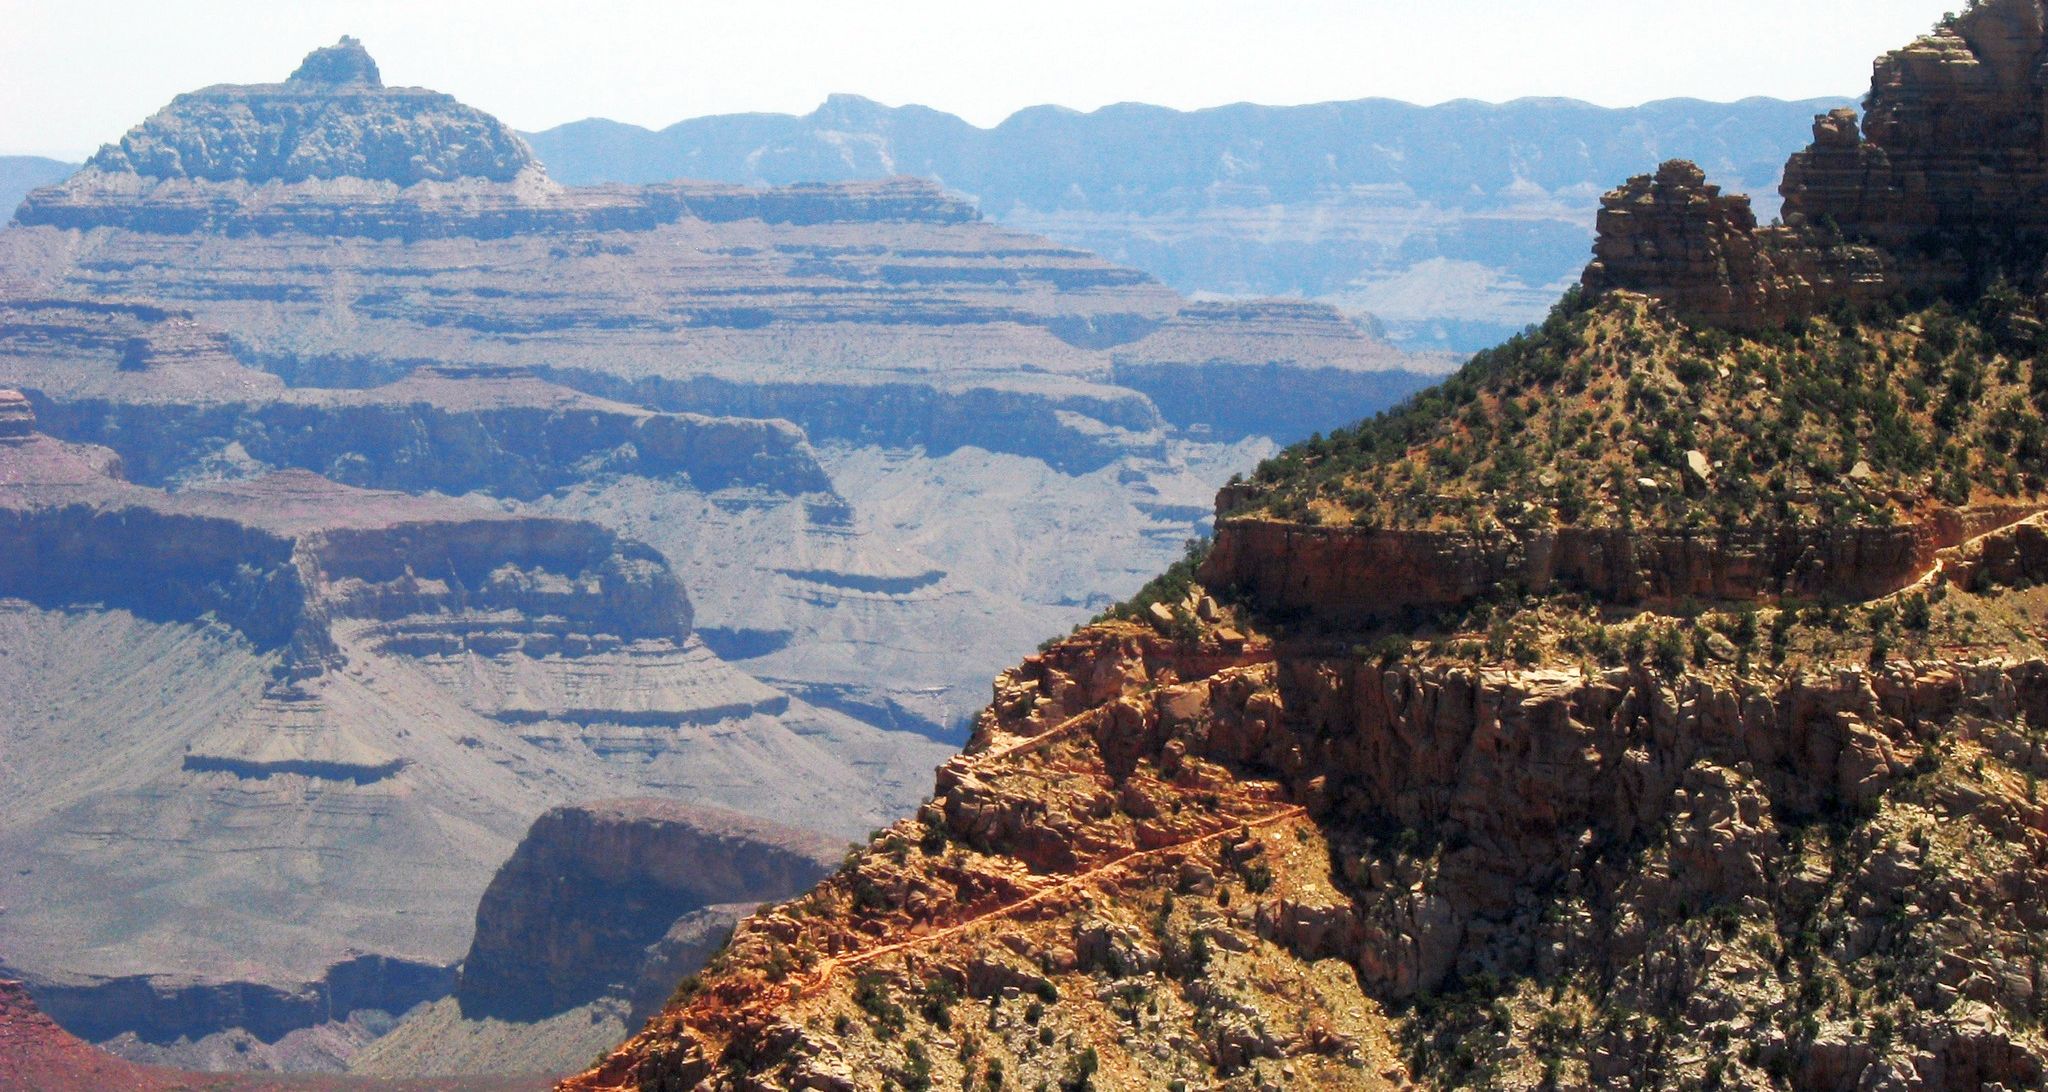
795, 803, 1309, 994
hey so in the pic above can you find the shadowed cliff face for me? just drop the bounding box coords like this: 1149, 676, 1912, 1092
458, 801, 843, 1022
0, 426, 693, 668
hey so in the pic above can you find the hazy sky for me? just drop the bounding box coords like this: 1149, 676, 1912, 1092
1, 0, 1959, 159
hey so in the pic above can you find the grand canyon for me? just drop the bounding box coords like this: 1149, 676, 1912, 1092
10, 3, 2048, 1090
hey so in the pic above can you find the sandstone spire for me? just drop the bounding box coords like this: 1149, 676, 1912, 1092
1586, 0, 2048, 326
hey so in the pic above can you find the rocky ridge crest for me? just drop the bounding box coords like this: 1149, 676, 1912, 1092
1585, 0, 2048, 328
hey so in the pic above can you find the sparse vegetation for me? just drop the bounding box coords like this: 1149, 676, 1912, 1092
1234, 293, 2048, 534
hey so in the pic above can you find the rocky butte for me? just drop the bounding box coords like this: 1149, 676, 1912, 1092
566, 4, 2048, 1089
347, 801, 844, 1078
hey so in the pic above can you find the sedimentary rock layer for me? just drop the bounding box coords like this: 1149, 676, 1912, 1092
1200, 505, 2040, 626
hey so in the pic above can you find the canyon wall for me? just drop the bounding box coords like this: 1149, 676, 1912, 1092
458, 800, 841, 1021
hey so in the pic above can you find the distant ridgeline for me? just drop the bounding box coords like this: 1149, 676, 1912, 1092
523, 94, 1850, 350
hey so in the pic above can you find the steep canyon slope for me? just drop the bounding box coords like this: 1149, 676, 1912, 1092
567, 4, 2048, 1090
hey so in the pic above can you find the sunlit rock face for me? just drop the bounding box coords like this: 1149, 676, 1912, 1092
1589, 0, 2048, 328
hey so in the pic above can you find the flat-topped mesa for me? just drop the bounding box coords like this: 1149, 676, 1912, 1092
0, 389, 33, 439
1587, 0, 2048, 326
78, 36, 539, 186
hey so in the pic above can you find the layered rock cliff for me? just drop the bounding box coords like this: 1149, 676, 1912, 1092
523, 93, 1850, 352
0, 410, 692, 674
0, 37, 1434, 752
1586, 0, 2048, 328
0, 296, 833, 497
2, 41, 1427, 469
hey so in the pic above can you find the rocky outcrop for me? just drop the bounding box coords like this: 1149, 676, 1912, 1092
287, 35, 382, 86
1200, 506, 2038, 625
1580, 160, 1890, 328
1587, 0, 2048, 326
458, 800, 841, 1020
0, 389, 32, 437
1781, 0, 2048, 255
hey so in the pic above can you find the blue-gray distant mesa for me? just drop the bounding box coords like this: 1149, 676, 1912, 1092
526, 95, 1851, 351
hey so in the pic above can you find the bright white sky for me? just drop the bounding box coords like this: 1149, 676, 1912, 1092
0, 0, 1959, 159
